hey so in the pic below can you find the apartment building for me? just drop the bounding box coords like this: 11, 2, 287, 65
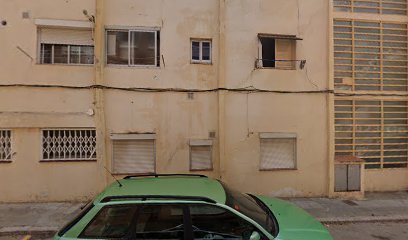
0, 0, 405, 202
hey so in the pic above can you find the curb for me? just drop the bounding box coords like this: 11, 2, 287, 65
318, 215, 408, 224
0, 227, 58, 237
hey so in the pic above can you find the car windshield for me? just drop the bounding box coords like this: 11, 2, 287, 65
221, 183, 278, 236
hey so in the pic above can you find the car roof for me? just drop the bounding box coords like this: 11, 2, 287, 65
94, 175, 227, 204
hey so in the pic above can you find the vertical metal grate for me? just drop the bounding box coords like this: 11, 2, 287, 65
335, 99, 408, 169
334, 19, 408, 91
42, 129, 96, 160
334, 0, 408, 15
0, 130, 11, 161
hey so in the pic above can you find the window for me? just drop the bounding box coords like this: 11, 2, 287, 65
259, 133, 297, 170
189, 204, 266, 240
41, 129, 96, 161
111, 134, 155, 174
258, 34, 299, 70
0, 130, 11, 161
191, 39, 212, 63
335, 99, 408, 169
334, 20, 408, 91
38, 28, 94, 65
81, 205, 138, 239
190, 140, 213, 171
334, 0, 408, 15
106, 29, 160, 67
80, 204, 185, 239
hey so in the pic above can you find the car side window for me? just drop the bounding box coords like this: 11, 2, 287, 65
136, 204, 185, 240
188, 204, 266, 240
80, 205, 137, 239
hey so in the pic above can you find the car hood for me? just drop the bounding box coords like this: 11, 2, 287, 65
256, 196, 333, 240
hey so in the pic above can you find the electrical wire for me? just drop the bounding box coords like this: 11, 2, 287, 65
0, 84, 334, 94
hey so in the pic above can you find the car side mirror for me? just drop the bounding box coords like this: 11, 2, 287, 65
250, 231, 261, 240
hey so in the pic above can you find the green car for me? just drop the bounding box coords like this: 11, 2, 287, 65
54, 174, 333, 240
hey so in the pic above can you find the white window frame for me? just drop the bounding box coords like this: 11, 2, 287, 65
191, 39, 212, 64
105, 28, 160, 67
0, 130, 12, 162
189, 139, 213, 171
259, 133, 297, 171
110, 133, 156, 174
41, 128, 97, 161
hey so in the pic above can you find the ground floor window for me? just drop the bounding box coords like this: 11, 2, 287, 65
189, 140, 213, 171
259, 133, 297, 170
41, 129, 96, 161
111, 134, 156, 174
0, 130, 11, 161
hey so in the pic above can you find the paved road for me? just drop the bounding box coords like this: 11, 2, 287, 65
1, 222, 408, 240
327, 221, 408, 240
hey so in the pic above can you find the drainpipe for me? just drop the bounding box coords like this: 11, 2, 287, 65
93, 0, 109, 190
217, 0, 226, 180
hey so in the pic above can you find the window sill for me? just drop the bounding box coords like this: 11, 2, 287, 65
40, 159, 97, 163
190, 61, 212, 65
260, 168, 297, 171
190, 168, 213, 172
106, 64, 161, 69
0, 160, 12, 164
257, 67, 297, 71
36, 63, 94, 67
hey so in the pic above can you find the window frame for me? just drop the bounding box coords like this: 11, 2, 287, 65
257, 34, 300, 70
190, 39, 212, 64
105, 28, 160, 68
259, 132, 298, 171
39, 43, 94, 65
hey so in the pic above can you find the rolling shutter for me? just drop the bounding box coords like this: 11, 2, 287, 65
112, 139, 155, 174
190, 146, 212, 170
260, 134, 296, 170
39, 28, 94, 46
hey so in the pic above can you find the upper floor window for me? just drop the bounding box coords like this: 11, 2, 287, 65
38, 28, 94, 65
334, 0, 408, 15
191, 39, 212, 64
106, 29, 160, 67
257, 34, 300, 70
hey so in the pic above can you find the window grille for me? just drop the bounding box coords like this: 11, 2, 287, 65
0, 130, 11, 161
334, 0, 408, 15
260, 133, 297, 170
42, 129, 96, 161
334, 19, 408, 91
335, 99, 408, 169
112, 138, 155, 174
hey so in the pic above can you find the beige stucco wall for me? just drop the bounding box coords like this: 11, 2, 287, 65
0, 0, 406, 202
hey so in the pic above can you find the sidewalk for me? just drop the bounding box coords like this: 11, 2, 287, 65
287, 191, 408, 223
0, 192, 407, 237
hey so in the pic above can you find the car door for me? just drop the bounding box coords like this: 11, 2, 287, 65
186, 203, 270, 240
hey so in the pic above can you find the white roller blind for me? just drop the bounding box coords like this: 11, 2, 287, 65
112, 139, 155, 174
260, 138, 296, 170
190, 145, 212, 170
40, 28, 94, 46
